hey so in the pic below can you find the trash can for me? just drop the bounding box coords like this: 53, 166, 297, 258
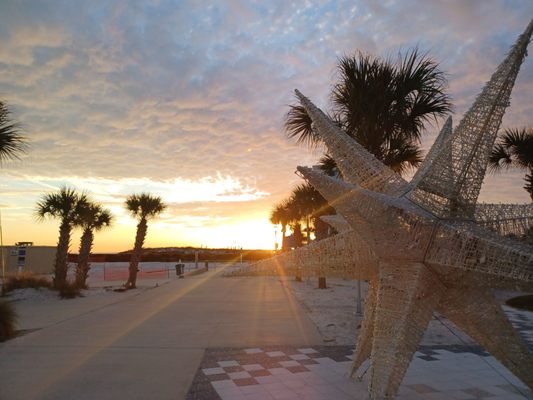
175, 263, 185, 277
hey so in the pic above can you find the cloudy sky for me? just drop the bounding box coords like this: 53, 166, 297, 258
0, 1, 532, 252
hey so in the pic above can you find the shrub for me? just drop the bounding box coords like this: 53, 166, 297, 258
0, 300, 17, 342
1, 272, 51, 295
506, 295, 533, 312
57, 281, 82, 299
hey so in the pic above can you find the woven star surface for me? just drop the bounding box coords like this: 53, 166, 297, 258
228, 19, 533, 399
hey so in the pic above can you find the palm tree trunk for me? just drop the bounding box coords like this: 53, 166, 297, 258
281, 224, 287, 252
126, 218, 147, 289
75, 227, 93, 289
53, 221, 71, 289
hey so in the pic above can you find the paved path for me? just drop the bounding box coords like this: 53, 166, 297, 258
0, 269, 322, 400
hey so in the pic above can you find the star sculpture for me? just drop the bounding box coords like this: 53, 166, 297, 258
228, 19, 533, 399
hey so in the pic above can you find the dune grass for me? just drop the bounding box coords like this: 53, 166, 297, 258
1, 272, 51, 295
1, 272, 82, 299
0, 300, 17, 341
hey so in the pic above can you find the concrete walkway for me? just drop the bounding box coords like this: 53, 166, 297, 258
0, 269, 322, 400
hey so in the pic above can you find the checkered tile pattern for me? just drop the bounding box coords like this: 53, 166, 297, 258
187, 308, 533, 399
187, 345, 532, 399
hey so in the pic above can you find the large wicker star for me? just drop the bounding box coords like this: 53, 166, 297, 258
229, 20, 533, 399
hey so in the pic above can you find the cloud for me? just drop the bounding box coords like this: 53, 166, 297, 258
0, 1, 532, 249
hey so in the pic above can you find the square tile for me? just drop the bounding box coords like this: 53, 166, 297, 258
224, 366, 244, 373
287, 365, 309, 374
297, 348, 318, 354
244, 348, 263, 354
212, 380, 237, 391
242, 364, 264, 372
266, 351, 286, 357
228, 371, 252, 380
268, 367, 291, 376
256, 375, 281, 384
234, 377, 259, 387
202, 367, 225, 375
249, 369, 272, 378
279, 360, 301, 368
290, 354, 310, 361
218, 360, 239, 367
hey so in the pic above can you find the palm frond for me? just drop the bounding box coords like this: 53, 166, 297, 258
125, 193, 166, 219
383, 138, 424, 174
0, 101, 28, 162
489, 143, 514, 172
317, 153, 341, 178
285, 104, 319, 147
35, 186, 84, 223
490, 128, 533, 172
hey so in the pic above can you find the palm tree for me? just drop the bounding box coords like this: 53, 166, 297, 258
489, 128, 533, 200
270, 201, 291, 252
0, 100, 27, 162
289, 184, 328, 244
74, 203, 113, 289
0, 100, 27, 285
124, 193, 166, 289
286, 49, 452, 174
35, 187, 89, 288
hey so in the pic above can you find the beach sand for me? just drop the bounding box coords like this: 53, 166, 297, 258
279, 276, 531, 347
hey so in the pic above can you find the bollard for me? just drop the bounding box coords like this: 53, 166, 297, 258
318, 276, 327, 289
204, 261, 208, 271
175, 263, 185, 278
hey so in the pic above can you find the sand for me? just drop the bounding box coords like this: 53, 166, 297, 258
278, 276, 522, 346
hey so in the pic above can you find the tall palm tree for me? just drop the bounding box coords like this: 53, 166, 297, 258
35, 187, 89, 288
74, 203, 113, 289
286, 49, 452, 174
0, 100, 27, 162
124, 193, 166, 289
489, 128, 533, 200
281, 183, 333, 245
289, 184, 324, 244
270, 201, 291, 251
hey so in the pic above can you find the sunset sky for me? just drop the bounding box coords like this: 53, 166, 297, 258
0, 1, 532, 252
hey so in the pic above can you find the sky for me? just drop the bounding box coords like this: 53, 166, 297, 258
0, 1, 532, 252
